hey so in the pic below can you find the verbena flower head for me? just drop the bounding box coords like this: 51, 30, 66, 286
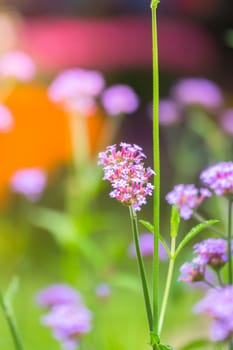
193, 286, 233, 342
128, 233, 168, 260
98, 143, 154, 211
220, 108, 233, 135
0, 104, 14, 132
171, 78, 223, 110
101, 84, 139, 116
48, 68, 105, 103
178, 257, 205, 283
165, 184, 211, 219
41, 304, 92, 350
0, 51, 36, 82
200, 162, 233, 196
35, 284, 82, 308
158, 98, 181, 126
10, 168, 47, 201
193, 238, 232, 269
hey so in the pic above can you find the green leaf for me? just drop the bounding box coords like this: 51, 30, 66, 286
4, 277, 19, 305
140, 220, 171, 257
170, 205, 180, 238
179, 338, 210, 350
174, 220, 219, 259
159, 344, 173, 350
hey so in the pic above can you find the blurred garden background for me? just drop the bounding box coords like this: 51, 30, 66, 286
0, 0, 233, 349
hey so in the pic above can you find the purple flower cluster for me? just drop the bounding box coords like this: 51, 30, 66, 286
0, 104, 14, 133
35, 284, 92, 350
193, 286, 233, 343
0, 51, 36, 82
179, 238, 232, 284
200, 162, 233, 196
101, 84, 139, 116
10, 168, 47, 201
98, 143, 154, 211
128, 233, 168, 261
165, 184, 211, 220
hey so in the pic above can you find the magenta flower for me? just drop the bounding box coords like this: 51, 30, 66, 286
41, 304, 92, 350
193, 238, 232, 269
193, 286, 233, 342
98, 143, 154, 211
0, 51, 36, 82
178, 257, 205, 283
200, 162, 233, 196
219, 109, 233, 135
165, 184, 211, 220
35, 284, 82, 308
101, 84, 139, 116
128, 233, 168, 261
10, 168, 47, 201
48, 68, 105, 103
159, 99, 181, 126
171, 78, 223, 110
0, 104, 14, 132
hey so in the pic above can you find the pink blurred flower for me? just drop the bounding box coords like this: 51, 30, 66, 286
171, 78, 223, 110
10, 168, 47, 201
35, 284, 82, 308
0, 104, 14, 132
0, 51, 36, 82
159, 98, 181, 125
101, 84, 139, 116
48, 68, 105, 103
219, 108, 233, 135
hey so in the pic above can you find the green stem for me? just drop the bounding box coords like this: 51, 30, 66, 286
158, 237, 176, 334
0, 292, 24, 350
129, 206, 153, 332
151, 1, 160, 338
215, 269, 223, 286
227, 199, 232, 284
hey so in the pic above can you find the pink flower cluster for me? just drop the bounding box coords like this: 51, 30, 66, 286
194, 286, 233, 343
165, 184, 211, 219
35, 284, 92, 350
98, 143, 154, 211
200, 162, 233, 196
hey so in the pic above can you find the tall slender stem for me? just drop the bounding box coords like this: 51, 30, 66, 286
151, 0, 160, 337
0, 292, 24, 350
129, 206, 153, 332
227, 199, 232, 284
158, 237, 176, 334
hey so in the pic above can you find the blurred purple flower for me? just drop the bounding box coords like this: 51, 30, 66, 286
98, 143, 154, 211
219, 108, 233, 135
165, 184, 211, 220
0, 104, 14, 132
159, 99, 181, 125
178, 257, 205, 283
171, 78, 223, 110
95, 283, 111, 299
35, 284, 82, 308
10, 168, 47, 201
101, 84, 139, 116
41, 304, 92, 349
200, 162, 233, 196
0, 51, 36, 82
48, 68, 105, 103
193, 238, 232, 269
193, 286, 233, 342
128, 233, 168, 261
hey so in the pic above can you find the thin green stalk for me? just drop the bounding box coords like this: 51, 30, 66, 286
0, 292, 24, 350
129, 206, 153, 332
158, 237, 176, 334
227, 199, 232, 284
151, 0, 160, 338
215, 270, 223, 286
